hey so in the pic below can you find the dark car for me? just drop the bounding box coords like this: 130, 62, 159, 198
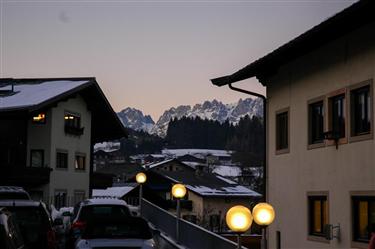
0, 207, 26, 249
0, 186, 31, 200
0, 200, 57, 249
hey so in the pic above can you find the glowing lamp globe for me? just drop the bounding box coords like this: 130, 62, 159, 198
172, 184, 187, 199
226, 205, 253, 232
136, 172, 147, 184
252, 202, 275, 226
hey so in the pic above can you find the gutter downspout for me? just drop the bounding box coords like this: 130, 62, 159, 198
228, 83, 267, 202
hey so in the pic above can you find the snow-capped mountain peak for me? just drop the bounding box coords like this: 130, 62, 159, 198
117, 107, 155, 133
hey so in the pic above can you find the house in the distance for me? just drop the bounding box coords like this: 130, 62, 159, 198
0, 77, 126, 208
142, 159, 261, 232
212, 1, 375, 248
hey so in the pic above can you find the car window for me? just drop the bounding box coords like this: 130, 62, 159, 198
79, 205, 130, 221
83, 217, 152, 240
0, 192, 30, 200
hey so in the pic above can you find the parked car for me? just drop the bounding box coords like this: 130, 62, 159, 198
75, 216, 155, 249
0, 207, 26, 249
0, 200, 57, 249
0, 186, 31, 200
67, 198, 131, 248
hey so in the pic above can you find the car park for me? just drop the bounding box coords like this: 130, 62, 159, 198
75, 216, 155, 249
0, 186, 31, 200
0, 200, 57, 249
0, 207, 26, 249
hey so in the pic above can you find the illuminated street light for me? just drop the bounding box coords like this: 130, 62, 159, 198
171, 183, 187, 243
226, 205, 253, 249
253, 203, 275, 249
136, 172, 147, 215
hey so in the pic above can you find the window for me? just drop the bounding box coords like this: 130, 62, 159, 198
352, 196, 375, 243
276, 109, 289, 153
308, 195, 328, 237
75, 154, 86, 170
74, 191, 85, 204
56, 151, 68, 169
351, 85, 372, 136
328, 94, 346, 139
30, 150, 44, 167
309, 100, 324, 145
32, 113, 46, 124
54, 190, 67, 209
64, 112, 84, 135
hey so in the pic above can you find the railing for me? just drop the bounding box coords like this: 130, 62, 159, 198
141, 199, 245, 249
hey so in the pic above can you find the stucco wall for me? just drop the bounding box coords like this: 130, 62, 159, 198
266, 23, 375, 248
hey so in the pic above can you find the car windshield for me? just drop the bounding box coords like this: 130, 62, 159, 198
83, 217, 152, 239
0, 192, 29, 200
79, 205, 130, 221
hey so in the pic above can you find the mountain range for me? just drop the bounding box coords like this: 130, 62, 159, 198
117, 98, 263, 137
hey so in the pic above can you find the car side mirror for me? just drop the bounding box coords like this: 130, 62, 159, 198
53, 218, 63, 226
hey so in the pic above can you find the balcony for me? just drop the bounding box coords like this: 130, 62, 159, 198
64, 125, 84, 136
0, 166, 52, 188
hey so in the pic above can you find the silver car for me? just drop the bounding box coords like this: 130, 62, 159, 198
75, 216, 155, 249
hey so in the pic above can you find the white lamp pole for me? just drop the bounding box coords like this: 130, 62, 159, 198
136, 172, 147, 215
252, 202, 275, 249
172, 183, 187, 243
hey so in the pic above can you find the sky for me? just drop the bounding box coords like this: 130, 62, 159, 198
0, 0, 355, 120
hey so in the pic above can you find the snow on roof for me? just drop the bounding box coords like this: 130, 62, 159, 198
162, 149, 232, 158
143, 159, 175, 169
94, 141, 121, 153
92, 186, 136, 198
215, 175, 237, 184
84, 198, 128, 206
212, 165, 242, 177
0, 80, 89, 111
186, 185, 260, 197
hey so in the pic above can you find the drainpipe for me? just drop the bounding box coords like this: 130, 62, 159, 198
228, 83, 267, 202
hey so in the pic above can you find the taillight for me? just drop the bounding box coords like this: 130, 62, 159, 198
47, 229, 56, 249
72, 220, 86, 230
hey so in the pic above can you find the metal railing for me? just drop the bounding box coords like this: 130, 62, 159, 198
141, 199, 245, 249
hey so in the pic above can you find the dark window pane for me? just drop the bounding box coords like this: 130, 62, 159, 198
330, 94, 345, 138
276, 111, 288, 150
75, 155, 85, 170
352, 86, 371, 136
56, 152, 68, 169
309, 101, 324, 144
30, 150, 44, 167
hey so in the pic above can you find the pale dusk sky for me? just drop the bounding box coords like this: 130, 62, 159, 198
0, 0, 355, 120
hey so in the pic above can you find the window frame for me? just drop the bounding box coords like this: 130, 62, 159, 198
56, 149, 68, 170
64, 111, 84, 136
349, 80, 373, 143
54, 189, 67, 210
326, 88, 348, 146
307, 96, 326, 149
30, 149, 44, 168
351, 192, 375, 248
74, 153, 86, 171
275, 107, 290, 155
307, 192, 329, 243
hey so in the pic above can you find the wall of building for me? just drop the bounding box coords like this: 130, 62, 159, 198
266, 23, 375, 248
48, 95, 91, 205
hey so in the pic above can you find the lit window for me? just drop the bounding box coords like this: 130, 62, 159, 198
32, 113, 46, 124
75, 154, 86, 170
64, 113, 84, 136
352, 196, 375, 242
308, 195, 328, 237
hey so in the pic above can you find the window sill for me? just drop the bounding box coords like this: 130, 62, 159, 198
307, 142, 325, 150
275, 148, 289, 155
307, 235, 330, 244
326, 137, 347, 147
349, 132, 373, 143
351, 241, 368, 249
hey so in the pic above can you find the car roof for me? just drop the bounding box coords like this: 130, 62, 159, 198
81, 198, 128, 206
0, 186, 29, 193
0, 199, 42, 207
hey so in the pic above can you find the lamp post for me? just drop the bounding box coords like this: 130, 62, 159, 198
136, 172, 147, 215
226, 205, 253, 249
171, 183, 187, 243
252, 203, 275, 249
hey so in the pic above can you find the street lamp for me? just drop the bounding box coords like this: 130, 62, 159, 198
136, 172, 147, 215
171, 183, 186, 243
226, 205, 253, 249
252, 203, 275, 249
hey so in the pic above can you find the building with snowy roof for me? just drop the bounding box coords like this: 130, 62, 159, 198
0, 77, 127, 208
